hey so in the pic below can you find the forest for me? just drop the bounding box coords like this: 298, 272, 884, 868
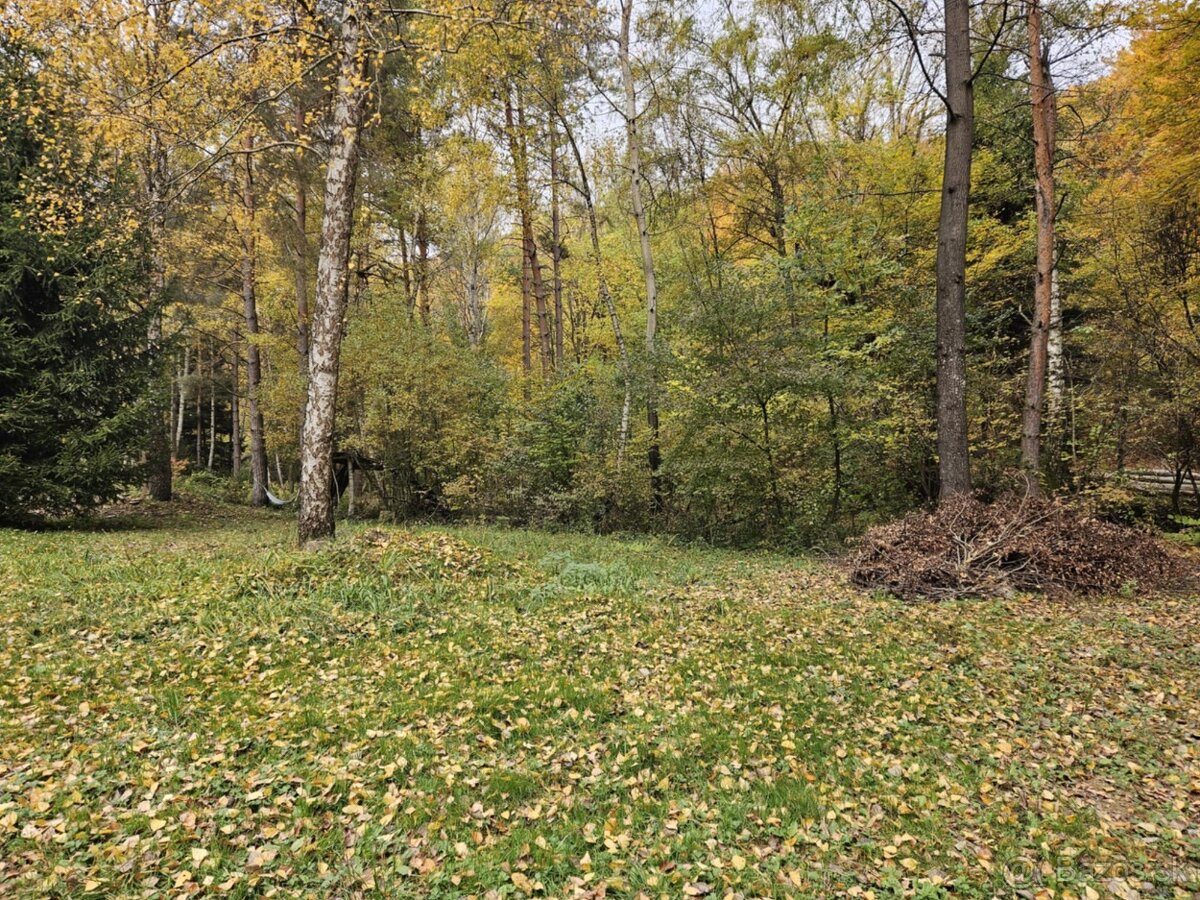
1, 0, 1199, 897
2, 0, 1198, 545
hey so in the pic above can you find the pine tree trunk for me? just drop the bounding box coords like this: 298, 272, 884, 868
620, 0, 662, 508
241, 134, 268, 507
1020, 1, 1056, 493
935, 0, 974, 499
298, 2, 367, 545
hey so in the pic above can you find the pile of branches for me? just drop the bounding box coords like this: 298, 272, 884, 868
849, 494, 1193, 600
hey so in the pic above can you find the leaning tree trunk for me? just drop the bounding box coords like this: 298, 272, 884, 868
1020, 0, 1056, 492
297, 1, 367, 545
934, 0, 974, 499
620, 0, 662, 508
241, 134, 269, 507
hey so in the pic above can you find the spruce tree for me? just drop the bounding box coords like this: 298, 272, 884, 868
0, 38, 158, 520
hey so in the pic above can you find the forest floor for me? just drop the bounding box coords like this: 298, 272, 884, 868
0, 500, 1197, 899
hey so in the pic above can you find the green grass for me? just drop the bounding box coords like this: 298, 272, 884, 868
0, 503, 1197, 898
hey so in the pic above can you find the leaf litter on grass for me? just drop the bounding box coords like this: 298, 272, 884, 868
0, 507, 1197, 898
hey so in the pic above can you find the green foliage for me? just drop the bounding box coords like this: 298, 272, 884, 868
449, 369, 625, 528
0, 39, 155, 520
177, 471, 251, 506
340, 291, 506, 518
1167, 514, 1200, 545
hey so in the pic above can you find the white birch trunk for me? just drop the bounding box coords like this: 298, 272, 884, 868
297, 3, 367, 545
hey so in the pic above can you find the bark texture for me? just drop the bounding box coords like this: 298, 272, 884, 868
294, 99, 310, 377
144, 134, 172, 501
506, 90, 551, 378
1020, 1, 1057, 490
241, 136, 268, 507
297, 3, 367, 544
1047, 260, 1064, 413
230, 338, 241, 479
549, 99, 565, 368
934, 0, 974, 499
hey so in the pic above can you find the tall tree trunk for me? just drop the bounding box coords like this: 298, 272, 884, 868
298, 2, 368, 545
241, 134, 269, 507
549, 96, 566, 369
399, 226, 415, 318
208, 343, 216, 471
1020, 1, 1056, 492
620, 0, 662, 508
294, 101, 310, 379
463, 252, 487, 347
934, 0, 974, 499
230, 338, 241, 479
506, 89, 551, 379
195, 344, 203, 467
416, 205, 431, 324
144, 131, 173, 501
558, 107, 633, 458
518, 98, 553, 376
1047, 256, 1064, 413
505, 93, 533, 378
520, 235, 533, 378
174, 345, 188, 456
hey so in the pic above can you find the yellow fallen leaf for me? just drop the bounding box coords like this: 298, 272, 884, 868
511, 871, 535, 893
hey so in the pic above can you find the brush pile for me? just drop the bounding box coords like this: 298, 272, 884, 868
850, 494, 1192, 599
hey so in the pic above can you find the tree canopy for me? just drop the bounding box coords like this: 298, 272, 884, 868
2, 0, 1197, 537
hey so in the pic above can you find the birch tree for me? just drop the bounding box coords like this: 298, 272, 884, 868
297, 0, 370, 544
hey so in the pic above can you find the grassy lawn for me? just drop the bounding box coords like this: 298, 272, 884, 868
1, 502, 1197, 898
